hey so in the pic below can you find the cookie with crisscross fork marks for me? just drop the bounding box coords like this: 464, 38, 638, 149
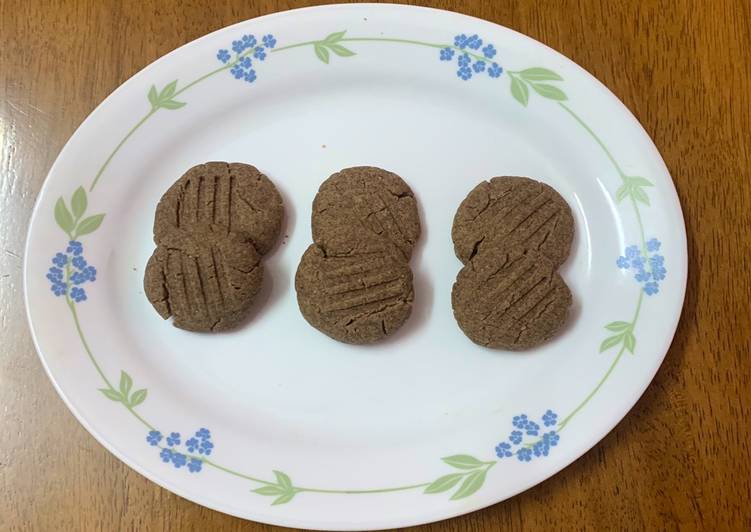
451, 176, 574, 349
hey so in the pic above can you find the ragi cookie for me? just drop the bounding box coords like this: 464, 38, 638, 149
452, 246, 571, 350
154, 161, 283, 255
295, 242, 414, 344
312, 166, 421, 260
144, 228, 263, 332
452, 176, 574, 266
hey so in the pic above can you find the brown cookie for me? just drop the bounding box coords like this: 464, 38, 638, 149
295, 242, 414, 344
144, 228, 263, 332
154, 161, 283, 255
312, 166, 420, 260
452, 176, 574, 266
452, 246, 571, 350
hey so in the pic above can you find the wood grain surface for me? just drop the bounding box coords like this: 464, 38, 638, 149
1, 0, 749, 530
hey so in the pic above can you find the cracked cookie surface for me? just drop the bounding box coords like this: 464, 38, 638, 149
451, 246, 571, 350
154, 161, 283, 255
295, 243, 413, 344
312, 166, 420, 260
145, 162, 281, 332
144, 228, 263, 332
451, 176, 573, 266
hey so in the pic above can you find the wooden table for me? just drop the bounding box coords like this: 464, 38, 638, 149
2, 1, 749, 530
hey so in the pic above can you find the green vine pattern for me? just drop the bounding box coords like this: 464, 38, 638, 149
47, 29, 659, 505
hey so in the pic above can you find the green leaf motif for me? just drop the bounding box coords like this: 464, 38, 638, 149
624, 331, 636, 353
119, 371, 133, 397
314, 43, 330, 64
450, 469, 487, 500
424, 473, 464, 494
160, 80, 178, 100
55, 198, 75, 234
272, 491, 296, 505
605, 321, 631, 332
615, 184, 630, 203
71, 187, 87, 219
328, 44, 356, 57
530, 83, 568, 101
442, 454, 485, 470
253, 485, 285, 496
76, 214, 105, 236
323, 30, 347, 44
99, 388, 123, 402
147, 85, 158, 107
273, 470, 292, 491
519, 67, 563, 81
627, 176, 654, 187
600, 334, 623, 353
631, 185, 650, 205
510, 77, 529, 106
160, 99, 187, 110
129, 388, 148, 407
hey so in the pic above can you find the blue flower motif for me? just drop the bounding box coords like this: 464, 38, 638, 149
542, 409, 558, 427
495, 442, 513, 458
512, 414, 528, 429
47, 267, 63, 281
188, 458, 203, 473
196, 428, 211, 440
66, 241, 83, 255
230, 65, 244, 79
166, 432, 181, 447
262, 34, 276, 48
238, 56, 252, 69
457, 53, 471, 67
472, 60, 486, 73
517, 448, 532, 462
253, 47, 266, 61
525, 421, 540, 436
72, 256, 87, 270
216, 49, 231, 63
244, 70, 257, 83
616, 256, 630, 269
630, 255, 645, 269
647, 238, 661, 252
532, 440, 550, 457
457, 66, 472, 80
544, 431, 560, 446
650, 254, 665, 266
171, 452, 187, 469
509, 430, 523, 444
70, 287, 87, 302
482, 44, 497, 59
52, 253, 68, 267
185, 437, 199, 452
644, 281, 659, 295
466, 34, 483, 50
242, 34, 257, 48
70, 271, 86, 285
51, 282, 67, 296
146, 430, 162, 446
84, 265, 97, 281
454, 34, 469, 48
232, 40, 245, 54
439, 47, 454, 61
634, 269, 651, 282
198, 439, 214, 456
652, 266, 667, 281
487, 63, 503, 78
625, 245, 640, 259
160, 448, 173, 463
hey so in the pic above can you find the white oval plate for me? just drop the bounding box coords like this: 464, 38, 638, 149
25, 4, 686, 530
